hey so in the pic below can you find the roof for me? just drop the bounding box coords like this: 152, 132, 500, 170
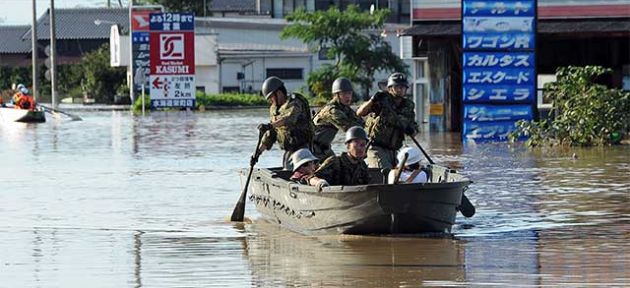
23, 7, 128, 40
402, 18, 630, 37
0, 26, 31, 53
210, 0, 256, 12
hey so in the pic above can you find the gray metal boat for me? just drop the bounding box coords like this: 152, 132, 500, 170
243, 165, 472, 235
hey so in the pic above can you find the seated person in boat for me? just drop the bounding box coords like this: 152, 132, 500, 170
289, 148, 319, 184
388, 146, 428, 184
12, 84, 36, 111
308, 126, 370, 190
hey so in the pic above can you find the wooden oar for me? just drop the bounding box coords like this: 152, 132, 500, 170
393, 152, 408, 184
408, 136, 476, 218
230, 127, 265, 222
39, 105, 82, 121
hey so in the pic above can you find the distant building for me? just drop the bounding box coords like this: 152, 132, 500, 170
0, 8, 128, 67
402, 0, 630, 132
209, 0, 411, 23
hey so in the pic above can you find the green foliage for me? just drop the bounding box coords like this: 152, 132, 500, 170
145, 0, 207, 16
131, 93, 151, 113
131, 92, 269, 113
281, 5, 407, 99
80, 43, 127, 104
196, 92, 268, 107
509, 66, 630, 146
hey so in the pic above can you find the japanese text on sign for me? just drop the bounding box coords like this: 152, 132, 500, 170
464, 33, 534, 50
464, 68, 534, 85
149, 13, 194, 31
463, 85, 534, 102
464, 52, 534, 68
463, 120, 521, 141
463, 1, 535, 17
463, 17, 534, 33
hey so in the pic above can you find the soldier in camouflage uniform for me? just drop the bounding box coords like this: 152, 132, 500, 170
258, 76, 314, 170
308, 126, 370, 190
356, 72, 418, 170
312, 77, 364, 160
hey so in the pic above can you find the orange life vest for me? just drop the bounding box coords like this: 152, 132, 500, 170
14, 93, 35, 110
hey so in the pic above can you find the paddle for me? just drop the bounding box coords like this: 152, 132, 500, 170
408, 136, 476, 218
39, 105, 82, 121
230, 125, 266, 222
393, 152, 408, 184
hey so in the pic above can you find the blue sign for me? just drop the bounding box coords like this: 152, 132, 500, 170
463, 85, 534, 103
132, 32, 149, 44
463, 120, 522, 142
462, 0, 536, 142
464, 52, 534, 68
464, 104, 533, 122
151, 99, 196, 109
463, 32, 535, 50
463, 68, 535, 85
149, 13, 195, 31
463, 1, 535, 17
463, 17, 534, 33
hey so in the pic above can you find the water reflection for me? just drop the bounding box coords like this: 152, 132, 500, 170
243, 221, 465, 287
0, 110, 628, 287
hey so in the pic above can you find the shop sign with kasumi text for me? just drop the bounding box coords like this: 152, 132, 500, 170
149, 12, 195, 109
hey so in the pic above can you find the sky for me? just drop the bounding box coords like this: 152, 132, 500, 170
0, 0, 129, 25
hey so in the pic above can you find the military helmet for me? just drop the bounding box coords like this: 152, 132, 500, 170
262, 76, 284, 99
331, 77, 353, 94
345, 126, 368, 144
290, 148, 319, 172
387, 72, 408, 88
397, 146, 422, 167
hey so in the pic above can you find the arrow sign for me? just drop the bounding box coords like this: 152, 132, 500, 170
152, 77, 163, 89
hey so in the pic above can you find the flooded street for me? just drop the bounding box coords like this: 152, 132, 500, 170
1, 110, 628, 287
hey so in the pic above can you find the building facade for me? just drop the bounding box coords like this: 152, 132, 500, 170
403, 0, 630, 132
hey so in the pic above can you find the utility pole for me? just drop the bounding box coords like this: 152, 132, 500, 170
50, 0, 57, 108
31, 0, 38, 101
129, 0, 135, 104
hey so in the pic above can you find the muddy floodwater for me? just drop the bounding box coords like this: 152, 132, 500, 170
1, 110, 628, 287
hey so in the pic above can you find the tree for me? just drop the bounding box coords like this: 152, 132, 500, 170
509, 66, 630, 146
144, 0, 209, 16
281, 5, 407, 99
81, 43, 127, 103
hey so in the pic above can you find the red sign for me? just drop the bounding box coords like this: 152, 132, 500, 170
132, 9, 160, 31
149, 31, 195, 75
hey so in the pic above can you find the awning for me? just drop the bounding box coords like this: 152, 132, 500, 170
402, 18, 630, 37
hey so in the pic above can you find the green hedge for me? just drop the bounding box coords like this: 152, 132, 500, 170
196, 92, 267, 107
509, 66, 630, 146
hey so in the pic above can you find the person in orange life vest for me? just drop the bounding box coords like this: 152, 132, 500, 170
13, 84, 35, 110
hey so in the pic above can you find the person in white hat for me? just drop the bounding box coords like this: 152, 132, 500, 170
388, 146, 428, 184
289, 148, 320, 184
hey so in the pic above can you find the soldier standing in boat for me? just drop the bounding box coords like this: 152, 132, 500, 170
257, 76, 314, 170
312, 77, 364, 160
356, 72, 418, 169
308, 126, 371, 190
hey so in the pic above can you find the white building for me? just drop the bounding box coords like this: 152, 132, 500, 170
110, 16, 410, 98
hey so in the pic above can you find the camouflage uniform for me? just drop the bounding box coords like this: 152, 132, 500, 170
261, 92, 314, 170
312, 98, 364, 160
312, 152, 370, 186
364, 92, 418, 169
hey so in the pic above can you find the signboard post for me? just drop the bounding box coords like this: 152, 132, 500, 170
130, 6, 162, 104
461, 0, 537, 142
149, 12, 196, 109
